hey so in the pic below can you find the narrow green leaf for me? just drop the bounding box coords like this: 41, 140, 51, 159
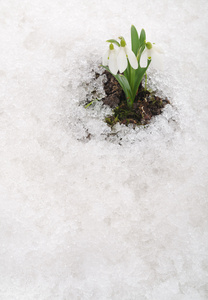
123, 61, 131, 84
101, 65, 134, 107
117, 75, 133, 97
140, 29, 146, 46
131, 25, 140, 56
85, 98, 99, 108
136, 44, 146, 60
117, 75, 134, 108
132, 60, 151, 99
106, 39, 120, 47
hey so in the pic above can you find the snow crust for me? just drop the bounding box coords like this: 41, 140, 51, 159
0, 0, 208, 299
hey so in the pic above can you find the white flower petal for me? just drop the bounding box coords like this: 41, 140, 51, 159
117, 47, 128, 73
109, 50, 118, 75
140, 44, 163, 70
151, 51, 164, 70
140, 49, 148, 68
152, 45, 164, 54
125, 47, 138, 69
102, 49, 110, 66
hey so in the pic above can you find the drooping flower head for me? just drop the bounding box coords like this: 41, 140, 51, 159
102, 43, 118, 75
117, 37, 138, 73
140, 42, 164, 70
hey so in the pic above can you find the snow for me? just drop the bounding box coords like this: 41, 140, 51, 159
0, 0, 208, 299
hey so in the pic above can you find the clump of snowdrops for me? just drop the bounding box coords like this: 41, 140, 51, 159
102, 25, 163, 109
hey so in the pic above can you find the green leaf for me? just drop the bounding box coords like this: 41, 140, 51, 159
131, 25, 140, 56
106, 39, 120, 47
101, 65, 134, 108
116, 74, 133, 101
136, 44, 146, 60
85, 98, 99, 108
132, 59, 151, 99
123, 61, 131, 83
140, 29, 146, 46
114, 73, 133, 105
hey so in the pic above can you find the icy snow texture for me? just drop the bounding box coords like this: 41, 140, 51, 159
0, 0, 208, 299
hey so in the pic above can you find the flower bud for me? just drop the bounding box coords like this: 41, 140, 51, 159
109, 43, 114, 50
120, 39, 126, 47
146, 42, 152, 49
118, 37, 126, 47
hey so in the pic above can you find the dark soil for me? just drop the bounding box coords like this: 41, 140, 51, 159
101, 70, 170, 127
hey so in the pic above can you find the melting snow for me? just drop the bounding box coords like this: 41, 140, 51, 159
0, 0, 208, 299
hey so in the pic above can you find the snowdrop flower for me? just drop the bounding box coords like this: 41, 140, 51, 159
117, 37, 138, 73
101, 26, 164, 110
140, 42, 164, 70
102, 43, 118, 75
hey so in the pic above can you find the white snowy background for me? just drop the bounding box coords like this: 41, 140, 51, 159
0, 0, 208, 299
